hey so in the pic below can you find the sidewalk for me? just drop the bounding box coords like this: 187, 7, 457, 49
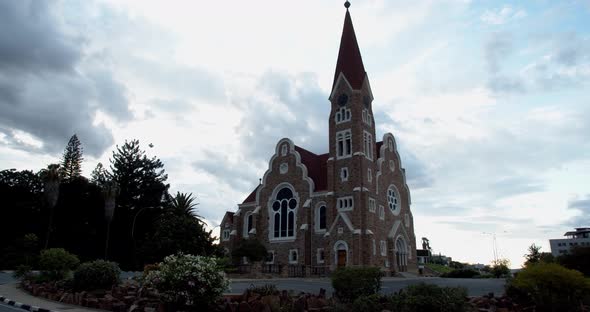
0, 283, 103, 312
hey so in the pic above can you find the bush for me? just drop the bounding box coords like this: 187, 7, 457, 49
231, 239, 267, 262
73, 260, 121, 291
39, 248, 79, 281
248, 284, 278, 296
144, 253, 229, 309
506, 262, 590, 312
13, 265, 33, 280
490, 258, 510, 278
331, 266, 382, 302
441, 268, 480, 278
387, 283, 468, 312
351, 294, 383, 312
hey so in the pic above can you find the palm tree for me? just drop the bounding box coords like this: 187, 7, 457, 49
40, 164, 61, 249
170, 192, 202, 221
102, 180, 119, 259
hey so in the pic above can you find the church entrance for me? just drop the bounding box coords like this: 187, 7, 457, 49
334, 241, 348, 267
337, 250, 347, 267
395, 237, 408, 272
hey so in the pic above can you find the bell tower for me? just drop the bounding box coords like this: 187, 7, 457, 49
327, 1, 377, 265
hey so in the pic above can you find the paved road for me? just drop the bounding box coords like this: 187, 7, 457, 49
1, 271, 505, 298
0, 273, 14, 285
0, 302, 25, 312
230, 277, 506, 297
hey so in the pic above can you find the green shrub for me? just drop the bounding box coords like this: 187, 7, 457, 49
144, 253, 229, 309
13, 265, 33, 280
231, 239, 267, 262
73, 260, 121, 291
248, 284, 278, 296
506, 262, 590, 312
39, 248, 79, 281
331, 266, 382, 302
490, 258, 510, 278
387, 283, 468, 312
441, 268, 480, 278
351, 294, 383, 312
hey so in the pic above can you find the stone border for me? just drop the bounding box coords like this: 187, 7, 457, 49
0, 295, 57, 312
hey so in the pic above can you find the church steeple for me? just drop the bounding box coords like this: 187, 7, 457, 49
332, 1, 367, 90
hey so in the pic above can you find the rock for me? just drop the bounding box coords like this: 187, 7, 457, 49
249, 300, 268, 312
293, 296, 306, 312
238, 301, 252, 312
261, 295, 279, 309
124, 296, 136, 304
112, 302, 127, 312
85, 298, 99, 308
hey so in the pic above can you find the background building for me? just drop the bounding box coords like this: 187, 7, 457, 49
549, 227, 590, 257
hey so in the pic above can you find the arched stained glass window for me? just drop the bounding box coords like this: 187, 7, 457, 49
271, 187, 297, 238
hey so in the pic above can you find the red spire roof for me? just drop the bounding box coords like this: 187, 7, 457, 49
332, 8, 366, 90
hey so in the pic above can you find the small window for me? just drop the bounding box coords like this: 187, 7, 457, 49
363, 131, 373, 160
405, 213, 410, 227
281, 144, 288, 156
379, 205, 385, 220
368, 198, 376, 213
289, 249, 298, 263
341, 167, 349, 182
265, 251, 275, 264
336, 130, 352, 158
380, 240, 387, 256
338, 196, 354, 211
367, 168, 372, 183
338, 227, 344, 234
335, 108, 351, 124
222, 229, 230, 241
317, 248, 325, 264
372, 239, 376, 255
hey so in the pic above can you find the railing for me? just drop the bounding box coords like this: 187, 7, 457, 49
288, 265, 306, 277
237, 264, 252, 274
261, 264, 282, 274
310, 265, 328, 277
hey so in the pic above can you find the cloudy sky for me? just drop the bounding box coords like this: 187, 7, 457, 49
1, 0, 589, 268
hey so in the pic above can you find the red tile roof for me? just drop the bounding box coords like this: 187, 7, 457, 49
223, 211, 234, 224
332, 10, 366, 90
376, 141, 383, 158
241, 185, 259, 204
295, 145, 329, 192
241, 141, 384, 204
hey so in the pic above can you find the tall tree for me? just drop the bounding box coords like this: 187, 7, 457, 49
108, 139, 169, 268
170, 192, 202, 220
91, 162, 109, 187
0, 169, 44, 267
40, 164, 61, 249
61, 134, 83, 182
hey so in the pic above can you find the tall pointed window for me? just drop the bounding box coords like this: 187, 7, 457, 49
316, 205, 327, 232
243, 212, 253, 237
271, 187, 297, 238
336, 130, 352, 159
363, 131, 373, 160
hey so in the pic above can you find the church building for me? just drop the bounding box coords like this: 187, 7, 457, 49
220, 2, 417, 276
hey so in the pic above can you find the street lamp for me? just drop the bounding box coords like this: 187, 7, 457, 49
482, 231, 508, 263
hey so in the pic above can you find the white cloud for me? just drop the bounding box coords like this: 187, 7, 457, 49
481, 6, 527, 25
